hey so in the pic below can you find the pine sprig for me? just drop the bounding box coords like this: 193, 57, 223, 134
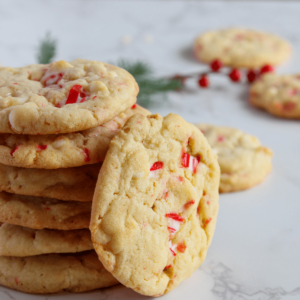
37, 32, 56, 64
117, 60, 182, 107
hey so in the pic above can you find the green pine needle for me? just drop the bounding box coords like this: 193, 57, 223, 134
118, 59, 153, 78
37, 32, 56, 64
117, 60, 182, 107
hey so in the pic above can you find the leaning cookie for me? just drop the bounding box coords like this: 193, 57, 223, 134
0, 163, 100, 201
90, 113, 220, 296
194, 28, 291, 68
0, 105, 149, 169
0, 223, 93, 257
249, 73, 300, 119
0, 192, 91, 230
196, 124, 273, 193
0, 251, 118, 294
0, 59, 138, 135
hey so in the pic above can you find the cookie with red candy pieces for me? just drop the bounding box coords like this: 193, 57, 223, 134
249, 72, 300, 119
0, 223, 93, 257
90, 113, 220, 296
0, 191, 91, 230
0, 59, 138, 135
196, 124, 273, 193
0, 162, 100, 201
0, 251, 118, 294
194, 28, 291, 68
0, 104, 149, 169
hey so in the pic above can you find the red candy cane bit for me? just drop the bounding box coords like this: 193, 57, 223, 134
10, 146, 19, 156
184, 200, 195, 210
37, 145, 47, 151
65, 85, 83, 105
44, 72, 64, 86
193, 155, 200, 173
165, 213, 184, 222
92, 96, 97, 100
181, 152, 190, 167
131, 104, 137, 109
170, 248, 176, 256
150, 161, 163, 171
55, 102, 61, 108
217, 135, 225, 142
164, 265, 172, 270
168, 227, 177, 234
177, 242, 186, 253
283, 101, 296, 111
197, 205, 201, 214
83, 148, 91, 162
204, 218, 212, 228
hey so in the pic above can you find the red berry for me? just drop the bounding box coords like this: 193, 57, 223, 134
247, 69, 256, 83
198, 75, 209, 88
229, 69, 241, 82
260, 64, 274, 74
210, 59, 223, 72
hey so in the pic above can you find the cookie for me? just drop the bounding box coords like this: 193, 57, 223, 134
249, 73, 300, 119
0, 163, 100, 201
90, 113, 220, 296
0, 105, 150, 169
0, 250, 118, 294
0, 192, 91, 230
0, 59, 138, 135
194, 28, 291, 68
196, 124, 273, 193
0, 223, 93, 257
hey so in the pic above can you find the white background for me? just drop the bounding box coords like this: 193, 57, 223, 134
0, 1, 299, 299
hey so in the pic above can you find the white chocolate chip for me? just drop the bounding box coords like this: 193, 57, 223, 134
52, 139, 65, 149
133, 172, 144, 179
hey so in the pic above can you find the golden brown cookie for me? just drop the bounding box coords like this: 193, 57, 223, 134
0, 223, 93, 256
0, 59, 138, 135
196, 124, 273, 193
0, 105, 150, 169
249, 73, 300, 119
194, 28, 291, 68
0, 251, 118, 293
0, 163, 100, 201
90, 113, 220, 296
0, 192, 91, 230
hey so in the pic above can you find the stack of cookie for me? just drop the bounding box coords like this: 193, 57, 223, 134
0, 59, 150, 293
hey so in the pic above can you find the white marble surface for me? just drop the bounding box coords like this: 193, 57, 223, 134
0, 1, 300, 299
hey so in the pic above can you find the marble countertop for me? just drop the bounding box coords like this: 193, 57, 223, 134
0, 1, 300, 299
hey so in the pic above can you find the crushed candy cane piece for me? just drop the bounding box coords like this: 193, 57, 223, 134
177, 242, 186, 253
150, 161, 163, 171
169, 240, 177, 256
43, 72, 64, 86
165, 213, 184, 222
37, 145, 47, 151
181, 152, 200, 173
83, 148, 91, 162
184, 200, 195, 210
204, 218, 212, 227
10, 146, 19, 156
